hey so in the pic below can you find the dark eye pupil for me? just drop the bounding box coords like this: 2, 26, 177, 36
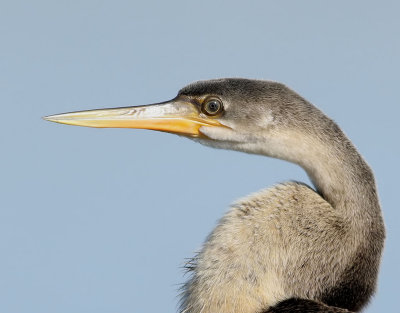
208, 101, 219, 112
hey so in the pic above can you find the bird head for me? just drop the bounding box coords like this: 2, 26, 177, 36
44, 78, 321, 157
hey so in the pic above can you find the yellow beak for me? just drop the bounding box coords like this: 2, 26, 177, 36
44, 99, 224, 137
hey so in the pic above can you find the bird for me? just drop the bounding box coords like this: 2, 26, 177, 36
44, 78, 385, 313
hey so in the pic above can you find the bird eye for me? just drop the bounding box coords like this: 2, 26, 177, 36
202, 98, 223, 116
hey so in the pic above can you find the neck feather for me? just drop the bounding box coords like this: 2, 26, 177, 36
198, 121, 382, 225
258, 126, 381, 225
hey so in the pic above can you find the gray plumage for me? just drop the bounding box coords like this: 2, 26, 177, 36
177, 79, 385, 313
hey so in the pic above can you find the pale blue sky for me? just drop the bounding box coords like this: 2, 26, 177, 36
1, 1, 399, 312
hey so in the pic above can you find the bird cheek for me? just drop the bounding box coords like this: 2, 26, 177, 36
199, 125, 235, 142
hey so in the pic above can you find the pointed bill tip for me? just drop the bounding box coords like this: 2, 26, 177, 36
43, 115, 56, 122
42, 113, 82, 126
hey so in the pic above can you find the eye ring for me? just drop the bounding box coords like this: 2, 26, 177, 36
201, 97, 224, 116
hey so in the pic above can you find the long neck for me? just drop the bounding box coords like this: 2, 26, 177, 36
262, 123, 381, 226
199, 114, 382, 226
302, 137, 378, 221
